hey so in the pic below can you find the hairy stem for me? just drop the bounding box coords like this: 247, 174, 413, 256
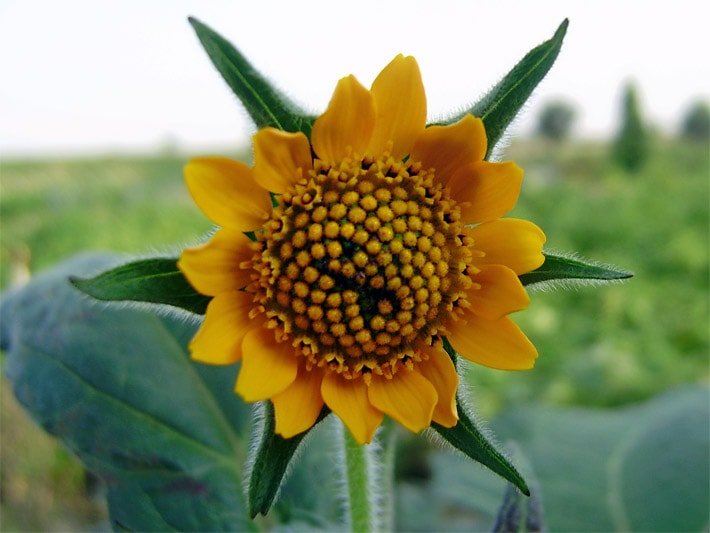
342, 426, 375, 532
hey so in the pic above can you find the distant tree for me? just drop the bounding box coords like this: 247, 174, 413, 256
613, 83, 649, 172
536, 100, 576, 141
680, 101, 710, 141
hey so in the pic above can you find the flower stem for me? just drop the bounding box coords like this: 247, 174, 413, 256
342, 426, 374, 533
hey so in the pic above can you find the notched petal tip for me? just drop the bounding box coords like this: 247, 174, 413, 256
236, 328, 298, 402
367, 369, 437, 434
448, 314, 538, 371
272, 366, 324, 439
411, 114, 487, 186
184, 156, 271, 231
311, 75, 375, 164
368, 54, 427, 160
178, 229, 254, 296
321, 373, 383, 444
253, 128, 312, 195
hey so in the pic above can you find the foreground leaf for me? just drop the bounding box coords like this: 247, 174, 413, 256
447, 19, 568, 157
248, 402, 330, 518
431, 339, 529, 495
70, 257, 210, 314
397, 387, 708, 532
189, 17, 315, 136
495, 387, 709, 532
1, 254, 252, 531
519, 252, 633, 288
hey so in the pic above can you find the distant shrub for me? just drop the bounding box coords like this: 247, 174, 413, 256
680, 101, 710, 141
536, 100, 576, 141
613, 83, 649, 172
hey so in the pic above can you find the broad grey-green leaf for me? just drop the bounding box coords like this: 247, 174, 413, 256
247, 402, 330, 518
519, 251, 633, 288
446, 19, 568, 157
397, 387, 708, 532
1, 253, 252, 532
431, 339, 529, 495
70, 257, 211, 314
189, 17, 315, 136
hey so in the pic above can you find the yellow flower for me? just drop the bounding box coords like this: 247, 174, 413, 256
178, 55, 545, 444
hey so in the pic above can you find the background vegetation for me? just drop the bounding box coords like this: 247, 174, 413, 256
1, 136, 708, 529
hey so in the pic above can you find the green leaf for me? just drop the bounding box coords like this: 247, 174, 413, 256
70, 257, 211, 315
447, 19, 568, 157
247, 401, 330, 518
494, 387, 709, 531
431, 339, 530, 496
519, 252, 633, 288
1, 253, 253, 531
397, 387, 708, 532
188, 17, 315, 136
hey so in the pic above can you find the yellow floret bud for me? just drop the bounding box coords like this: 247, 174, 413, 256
360, 195, 378, 212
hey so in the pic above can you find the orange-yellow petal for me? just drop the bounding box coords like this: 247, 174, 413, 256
321, 373, 383, 444
367, 369, 437, 433
272, 365, 324, 439
185, 157, 270, 231
311, 75, 375, 164
253, 128, 313, 195
467, 219, 546, 275
189, 291, 255, 365
448, 161, 524, 224
236, 328, 298, 402
417, 346, 459, 427
367, 55, 427, 159
178, 229, 254, 296
410, 115, 487, 185
468, 264, 530, 320
447, 314, 538, 370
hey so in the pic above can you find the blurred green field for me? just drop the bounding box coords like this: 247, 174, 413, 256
1, 138, 708, 529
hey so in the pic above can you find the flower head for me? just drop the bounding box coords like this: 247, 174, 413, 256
179, 55, 545, 444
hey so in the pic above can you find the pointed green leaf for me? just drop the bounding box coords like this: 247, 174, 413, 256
446, 19, 568, 157
248, 402, 331, 518
519, 252, 633, 288
188, 17, 315, 136
70, 257, 211, 314
432, 339, 530, 496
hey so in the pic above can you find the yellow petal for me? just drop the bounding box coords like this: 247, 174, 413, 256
417, 346, 459, 427
311, 75, 375, 164
253, 128, 312, 194
447, 314, 538, 370
178, 229, 254, 296
189, 292, 254, 365
185, 157, 270, 231
272, 365, 324, 439
468, 264, 530, 320
410, 115, 487, 185
448, 161, 524, 224
367, 55, 427, 159
467, 219, 546, 275
321, 373, 383, 444
236, 328, 298, 402
367, 369, 437, 433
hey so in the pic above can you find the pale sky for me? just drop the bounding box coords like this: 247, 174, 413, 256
1, 0, 708, 156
